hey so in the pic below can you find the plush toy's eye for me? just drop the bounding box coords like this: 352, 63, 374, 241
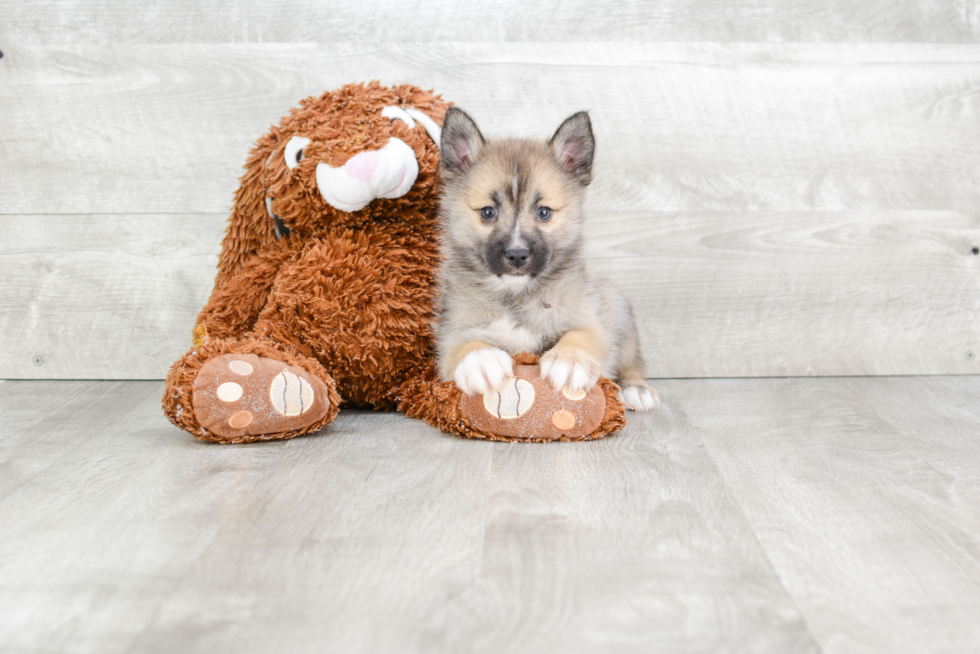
404, 108, 442, 145
480, 206, 498, 222
536, 206, 553, 222
284, 136, 311, 170
381, 106, 443, 145
382, 106, 417, 130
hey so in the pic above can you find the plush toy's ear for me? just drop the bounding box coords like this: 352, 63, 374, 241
440, 107, 485, 176
550, 111, 595, 185
214, 135, 279, 286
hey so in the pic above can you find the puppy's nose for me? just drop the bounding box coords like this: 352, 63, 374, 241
505, 248, 530, 268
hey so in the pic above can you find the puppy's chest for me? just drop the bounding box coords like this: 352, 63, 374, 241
487, 301, 569, 354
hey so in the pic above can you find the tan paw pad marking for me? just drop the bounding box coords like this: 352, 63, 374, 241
228, 411, 253, 429
483, 378, 535, 419
228, 359, 254, 375
562, 386, 587, 401
552, 409, 576, 431
216, 382, 243, 402
269, 369, 315, 417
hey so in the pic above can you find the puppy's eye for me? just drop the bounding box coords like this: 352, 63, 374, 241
284, 136, 311, 170
536, 206, 553, 222
480, 206, 498, 222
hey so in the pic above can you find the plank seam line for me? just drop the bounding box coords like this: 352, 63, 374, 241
685, 415, 826, 653
120, 437, 295, 652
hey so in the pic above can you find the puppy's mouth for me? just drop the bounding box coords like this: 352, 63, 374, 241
500, 272, 533, 286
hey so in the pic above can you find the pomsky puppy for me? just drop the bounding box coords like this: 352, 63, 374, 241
435, 107, 659, 412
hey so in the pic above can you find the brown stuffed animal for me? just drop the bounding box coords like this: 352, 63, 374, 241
162, 82, 626, 444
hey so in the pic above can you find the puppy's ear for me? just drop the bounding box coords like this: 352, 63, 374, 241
440, 107, 485, 176
550, 111, 595, 185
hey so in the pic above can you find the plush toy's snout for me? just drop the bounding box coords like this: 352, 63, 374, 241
315, 138, 420, 212
312, 104, 444, 214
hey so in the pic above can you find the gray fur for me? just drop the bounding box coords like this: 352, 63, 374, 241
436, 110, 648, 387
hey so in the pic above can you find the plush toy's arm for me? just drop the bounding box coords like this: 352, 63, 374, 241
193, 240, 293, 348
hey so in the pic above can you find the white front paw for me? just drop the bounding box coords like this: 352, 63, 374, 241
454, 348, 514, 396
540, 350, 600, 393
620, 385, 660, 412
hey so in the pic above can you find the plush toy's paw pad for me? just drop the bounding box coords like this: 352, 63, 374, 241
459, 364, 607, 441
193, 354, 330, 438
620, 384, 660, 412
483, 377, 536, 418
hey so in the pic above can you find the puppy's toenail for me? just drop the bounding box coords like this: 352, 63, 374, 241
216, 382, 243, 402
228, 411, 253, 429
552, 410, 576, 430
228, 360, 253, 375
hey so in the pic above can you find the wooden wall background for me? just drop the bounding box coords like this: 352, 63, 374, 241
1, 1, 979, 380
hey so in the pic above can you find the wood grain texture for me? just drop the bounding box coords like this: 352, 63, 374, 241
0, 214, 221, 379
0, 381, 306, 652
594, 210, 980, 378
2, 210, 977, 379
678, 375, 980, 653
2, 0, 979, 44
3, 42, 980, 379
0, 379, 818, 654
5, 377, 980, 652
2, 43, 979, 215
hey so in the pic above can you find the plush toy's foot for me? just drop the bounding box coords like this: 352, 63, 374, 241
458, 363, 611, 441
192, 354, 332, 440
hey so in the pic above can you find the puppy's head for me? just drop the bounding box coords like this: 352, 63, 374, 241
439, 108, 595, 290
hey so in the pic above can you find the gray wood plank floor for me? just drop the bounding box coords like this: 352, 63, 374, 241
2, 377, 978, 653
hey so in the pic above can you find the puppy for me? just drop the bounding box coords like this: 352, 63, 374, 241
435, 108, 659, 412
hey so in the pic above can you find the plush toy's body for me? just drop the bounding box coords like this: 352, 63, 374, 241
163, 82, 625, 444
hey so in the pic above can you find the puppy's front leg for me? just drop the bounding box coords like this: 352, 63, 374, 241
447, 341, 515, 396
540, 328, 607, 393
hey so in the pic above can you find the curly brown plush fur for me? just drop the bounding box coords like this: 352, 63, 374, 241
162, 82, 626, 443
